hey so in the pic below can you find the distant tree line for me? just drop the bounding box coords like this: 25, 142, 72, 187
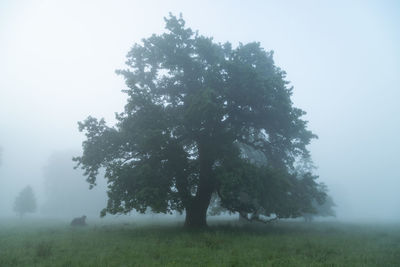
14, 185, 36, 217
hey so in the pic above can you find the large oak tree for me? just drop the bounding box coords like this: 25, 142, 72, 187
75, 14, 326, 227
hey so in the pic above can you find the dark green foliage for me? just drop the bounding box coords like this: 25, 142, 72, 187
215, 160, 326, 219
75, 14, 325, 227
14, 185, 36, 217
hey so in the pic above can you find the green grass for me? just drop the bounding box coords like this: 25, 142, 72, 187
0, 218, 399, 266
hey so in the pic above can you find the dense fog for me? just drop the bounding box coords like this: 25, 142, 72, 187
1, 0, 399, 222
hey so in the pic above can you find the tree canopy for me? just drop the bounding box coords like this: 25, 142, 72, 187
75, 14, 327, 227
14, 185, 36, 217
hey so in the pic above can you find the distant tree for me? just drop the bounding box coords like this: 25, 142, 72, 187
75, 14, 327, 228
14, 185, 36, 217
70, 215, 87, 226
42, 151, 107, 217
303, 194, 336, 222
316, 195, 335, 217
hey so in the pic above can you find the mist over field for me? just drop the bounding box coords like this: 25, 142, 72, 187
1, 0, 400, 224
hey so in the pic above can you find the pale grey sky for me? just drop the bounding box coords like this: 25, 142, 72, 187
1, 0, 399, 220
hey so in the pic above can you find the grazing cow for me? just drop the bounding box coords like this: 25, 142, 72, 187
70, 215, 87, 226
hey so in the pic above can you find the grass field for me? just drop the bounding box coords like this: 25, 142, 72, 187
0, 217, 399, 266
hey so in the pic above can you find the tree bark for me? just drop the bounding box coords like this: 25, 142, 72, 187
184, 142, 214, 228
184, 172, 214, 228
184, 198, 210, 228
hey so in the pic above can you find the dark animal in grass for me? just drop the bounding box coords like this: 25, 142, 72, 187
70, 215, 87, 226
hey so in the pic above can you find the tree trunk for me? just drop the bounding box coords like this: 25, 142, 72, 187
184, 174, 214, 228
184, 142, 214, 228
184, 199, 210, 228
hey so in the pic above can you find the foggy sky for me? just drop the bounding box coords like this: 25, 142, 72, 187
1, 0, 399, 220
